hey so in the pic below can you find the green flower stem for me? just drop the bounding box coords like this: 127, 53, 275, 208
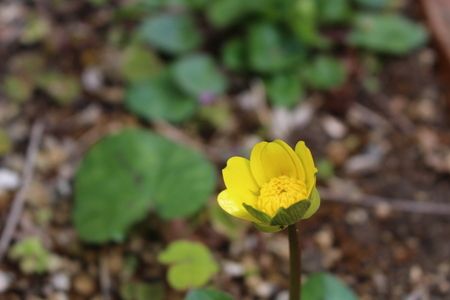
288, 223, 301, 300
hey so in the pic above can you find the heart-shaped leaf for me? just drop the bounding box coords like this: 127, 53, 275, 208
266, 74, 304, 107
172, 54, 228, 98
139, 14, 202, 55
349, 13, 427, 55
74, 129, 216, 243
125, 73, 197, 122
247, 23, 304, 73
158, 241, 219, 290
122, 44, 162, 82
302, 55, 347, 90
185, 288, 234, 300
302, 272, 358, 300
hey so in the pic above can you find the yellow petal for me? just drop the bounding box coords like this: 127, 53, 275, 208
295, 141, 317, 196
217, 189, 256, 221
274, 140, 305, 181
250, 141, 299, 186
223, 157, 259, 195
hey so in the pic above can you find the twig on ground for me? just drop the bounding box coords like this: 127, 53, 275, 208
320, 187, 450, 216
0, 121, 45, 262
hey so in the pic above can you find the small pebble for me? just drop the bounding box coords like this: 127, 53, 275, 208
48, 292, 69, 300
275, 290, 289, 300
322, 115, 347, 139
0, 168, 20, 191
409, 265, 423, 284
73, 274, 95, 296
346, 208, 369, 225
223, 261, 245, 277
375, 202, 392, 219
51, 272, 70, 291
315, 227, 334, 249
255, 280, 276, 298
81, 67, 103, 92
0, 271, 12, 292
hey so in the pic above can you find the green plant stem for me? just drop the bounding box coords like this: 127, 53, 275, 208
288, 223, 301, 300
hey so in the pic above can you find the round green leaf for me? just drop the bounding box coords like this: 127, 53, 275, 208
186, 288, 234, 300
125, 74, 198, 122
302, 272, 358, 300
267, 74, 304, 107
353, 0, 393, 9
120, 282, 165, 300
247, 23, 305, 73
302, 55, 347, 90
349, 13, 428, 55
139, 14, 202, 55
3, 75, 34, 103
172, 54, 227, 98
74, 129, 216, 243
206, 0, 249, 28
222, 38, 245, 71
122, 44, 162, 82
158, 241, 219, 290
37, 72, 81, 105
317, 0, 352, 24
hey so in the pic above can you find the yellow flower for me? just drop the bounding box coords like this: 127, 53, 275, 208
217, 140, 320, 232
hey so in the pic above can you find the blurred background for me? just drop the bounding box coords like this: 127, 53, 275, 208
1, 0, 450, 299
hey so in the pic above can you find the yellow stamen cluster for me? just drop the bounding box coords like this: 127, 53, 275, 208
255, 175, 308, 217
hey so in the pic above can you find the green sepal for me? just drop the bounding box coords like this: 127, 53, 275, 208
243, 203, 272, 224
270, 200, 311, 226
253, 222, 285, 233
302, 187, 320, 220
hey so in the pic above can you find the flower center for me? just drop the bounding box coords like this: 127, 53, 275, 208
256, 176, 308, 217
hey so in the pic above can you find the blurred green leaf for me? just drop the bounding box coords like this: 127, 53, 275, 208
122, 44, 162, 82
37, 72, 81, 105
9, 237, 58, 274
89, 0, 110, 6
125, 73, 197, 122
349, 13, 427, 55
317, 0, 352, 24
302, 272, 358, 300
0, 129, 12, 156
353, 0, 395, 9
255, 0, 295, 20
158, 240, 219, 290
120, 281, 165, 300
317, 159, 335, 181
74, 129, 216, 243
247, 23, 304, 73
207, 0, 250, 28
21, 13, 50, 44
10, 52, 45, 77
3, 75, 34, 103
139, 0, 209, 9
222, 38, 245, 71
303, 55, 347, 90
198, 101, 234, 130
172, 54, 227, 98
267, 74, 304, 107
289, 0, 329, 47
187, 0, 209, 9
185, 288, 234, 300
139, 14, 202, 55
